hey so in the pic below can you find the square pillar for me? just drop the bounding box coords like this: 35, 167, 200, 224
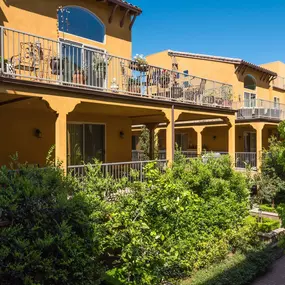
193, 126, 205, 155
228, 117, 236, 161
55, 112, 67, 170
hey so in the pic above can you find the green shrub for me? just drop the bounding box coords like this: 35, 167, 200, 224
259, 204, 277, 213
257, 217, 280, 233
0, 164, 105, 285
182, 247, 280, 285
92, 155, 251, 285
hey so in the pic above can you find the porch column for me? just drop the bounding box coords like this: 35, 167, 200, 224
193, 126, 204, 155
145, 123, 158, 160
252, 123, 265, 170
228, 116, 236, 163
43, 96, 80, 171
163, 107, 181, 164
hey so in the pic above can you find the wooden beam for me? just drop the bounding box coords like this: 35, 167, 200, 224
120, 9, 130, 28
109, 4, 118, 24
129, 14, 137, 30
0, 97, 33, 107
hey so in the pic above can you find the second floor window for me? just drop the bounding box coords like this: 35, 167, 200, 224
58, 6, 105, 43
244, 74, 256, 91
274, 97, 280, 109
244, 92, 256, 108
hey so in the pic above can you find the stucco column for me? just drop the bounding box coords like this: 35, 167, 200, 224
252, 123, 265, 170
193, 126, 205, 156
163, 108, 181, 164
145, 123, 158, 160
43, 96, 80, 171
227, 116, 236, 162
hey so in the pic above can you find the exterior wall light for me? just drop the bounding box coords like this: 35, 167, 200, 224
35, 129, 42, 138
213, 136, 217, 140
120, 131, 124, 139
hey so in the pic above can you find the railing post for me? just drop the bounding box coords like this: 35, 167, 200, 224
1, 26, 4, 72
59, 41, 63, 84
140, 161, 143, 182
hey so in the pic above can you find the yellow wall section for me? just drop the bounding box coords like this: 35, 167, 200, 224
0, 109, 56, 166
146, 51, 284, 103
0, 0, 132, 58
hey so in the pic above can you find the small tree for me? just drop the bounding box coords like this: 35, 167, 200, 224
138, 126, 159, 160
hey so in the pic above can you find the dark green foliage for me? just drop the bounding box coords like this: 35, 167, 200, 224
183, 247, 280, 285
0, 164, 105, 285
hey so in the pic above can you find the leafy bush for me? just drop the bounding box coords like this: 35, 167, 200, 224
257, 218, 280, 233
259, 204, 277, 213
182, 247, 280, 285
0, 163, 106, 285
90, 154, 252, 285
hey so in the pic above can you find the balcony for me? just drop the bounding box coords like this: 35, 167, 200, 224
234, 99, 285, 121
0, 26, 233, 109
273, 76, 285, 90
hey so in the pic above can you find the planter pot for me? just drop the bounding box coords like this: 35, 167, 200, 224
50, 57, 65, 75
129, 61, 149, 72
73, 71, 86, 85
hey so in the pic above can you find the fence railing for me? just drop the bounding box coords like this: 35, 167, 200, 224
68, 160, 168, 181
0, 26, 233, 109
234, 99, 285, 121
235, 152, 257, 169
273, 76, 285, 90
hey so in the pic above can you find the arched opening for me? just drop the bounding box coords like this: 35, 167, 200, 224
244, 74, 256, 90
58, 6, 105, 43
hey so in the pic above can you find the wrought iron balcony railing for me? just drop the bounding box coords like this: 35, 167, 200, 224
0, 26, 233, 108
234, 99, 285, 121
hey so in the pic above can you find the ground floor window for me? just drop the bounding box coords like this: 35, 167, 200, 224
244, 131, 256, 152
67, 123, 105, 166
175, 133, 188, 151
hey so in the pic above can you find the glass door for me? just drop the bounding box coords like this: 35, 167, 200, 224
67, 123, 105, 166
244, 132, 256, 152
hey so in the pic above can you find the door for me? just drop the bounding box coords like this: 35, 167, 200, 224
244, 132, 256, 152
60, 39, 107, 88
67, 123, 105, 166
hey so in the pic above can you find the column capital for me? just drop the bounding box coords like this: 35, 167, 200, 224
43, 96, 80, 115
193, 126, 205, 133
163, 108, 182, 122
223, 115, 236, 127
145, 123, 159, 131
251, 122, 265, 132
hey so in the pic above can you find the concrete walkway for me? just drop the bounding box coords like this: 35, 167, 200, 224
251, 255, 285, 285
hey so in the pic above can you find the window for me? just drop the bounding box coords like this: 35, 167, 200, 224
244, 75, 256, 90
58, 6, 105, 43
132, 135, 139, 150
274, 97, 280, 109
175, 133, 188, 151
67, 123, 105, 166
244, 92, 256, 107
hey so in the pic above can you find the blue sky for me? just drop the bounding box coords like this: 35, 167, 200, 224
131, 0, 285, 65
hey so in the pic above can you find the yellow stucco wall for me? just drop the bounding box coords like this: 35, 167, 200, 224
0, 0, 132, 58
147, 51, 279, 103
0, 108, 56, 166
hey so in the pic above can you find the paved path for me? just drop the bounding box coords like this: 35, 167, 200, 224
251, 255, 285, 285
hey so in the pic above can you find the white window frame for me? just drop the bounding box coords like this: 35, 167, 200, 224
244, 92, 256, 108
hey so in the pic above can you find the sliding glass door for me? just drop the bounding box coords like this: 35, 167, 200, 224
67, 123, 105, 166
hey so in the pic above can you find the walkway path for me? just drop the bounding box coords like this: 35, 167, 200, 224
251, 255, 285, 285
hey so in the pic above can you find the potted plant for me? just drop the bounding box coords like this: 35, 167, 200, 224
0, 57, 9, 73
159, 69, 171, 88
73, 68, 86, 85
93, 53, 111, 87
128, 76, 141, 93
129, 54, 149, 72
